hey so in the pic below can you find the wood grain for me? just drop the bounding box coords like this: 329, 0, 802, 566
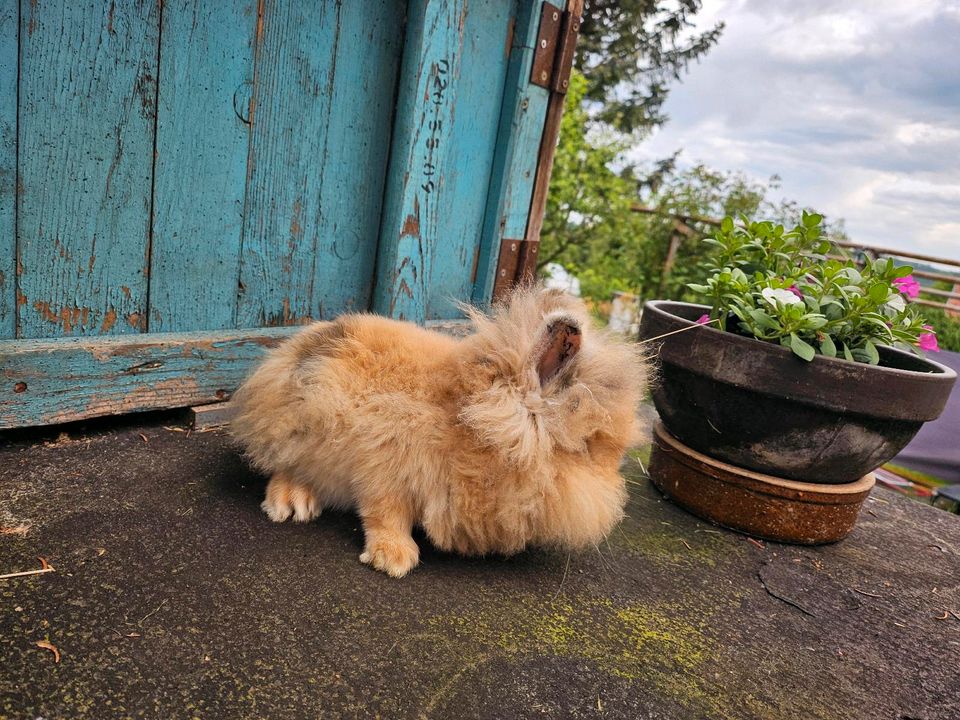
236, 0, 404, 329
0, 2, 16, 339
0, 327, 297, 428
148, 0, 258, 332
473, 0, 556, 305
373, 0, 514, 322
17, 0, 160, 338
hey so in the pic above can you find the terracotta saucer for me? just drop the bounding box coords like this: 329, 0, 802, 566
647, 422, 876, 545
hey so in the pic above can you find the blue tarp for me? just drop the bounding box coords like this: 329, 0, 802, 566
892, 349, 960, 484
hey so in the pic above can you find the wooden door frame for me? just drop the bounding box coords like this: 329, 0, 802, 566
483, 0, 584, 304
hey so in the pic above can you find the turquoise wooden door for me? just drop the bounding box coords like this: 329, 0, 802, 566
0, 0, 574, 428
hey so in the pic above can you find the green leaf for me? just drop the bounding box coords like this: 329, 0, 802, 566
893, 265, 914, 278
868, 283, 889, 303
721, 216, 734, 233
862, 339, 880, 365
749, 308, 779, 330
842, 343, 854, 362
790, 333, 816, 362
819, 334, 837, 357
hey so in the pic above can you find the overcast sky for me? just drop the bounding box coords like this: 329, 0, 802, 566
629, 0, 960, 262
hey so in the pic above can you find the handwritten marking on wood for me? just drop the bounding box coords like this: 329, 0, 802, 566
374, 0, 513, 322
17, 0, 159, 338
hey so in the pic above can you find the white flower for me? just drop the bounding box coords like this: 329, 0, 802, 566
761, 287, 803, 307
886, 294, 906, 312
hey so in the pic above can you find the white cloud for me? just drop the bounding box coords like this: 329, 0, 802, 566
629, 0, 960, 261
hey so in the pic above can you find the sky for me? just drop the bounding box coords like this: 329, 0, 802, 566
628, 0, 960, 263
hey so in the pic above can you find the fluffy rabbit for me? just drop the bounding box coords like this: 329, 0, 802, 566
231, 286, 647, 577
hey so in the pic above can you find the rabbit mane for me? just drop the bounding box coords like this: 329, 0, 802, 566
457, 285, 649, 471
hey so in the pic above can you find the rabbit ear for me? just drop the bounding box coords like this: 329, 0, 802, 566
535, 315, 582, 386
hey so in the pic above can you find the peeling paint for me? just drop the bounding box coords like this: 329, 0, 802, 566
401, 213, 420, 238
101, 309, 117, 333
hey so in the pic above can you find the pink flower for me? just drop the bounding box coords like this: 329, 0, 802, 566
918, 325, 940, 352
788, 284, 803, 299
893, 275, 921, 299
696, 314, 711, 325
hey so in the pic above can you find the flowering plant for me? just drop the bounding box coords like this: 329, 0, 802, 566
688, 212, 939, 363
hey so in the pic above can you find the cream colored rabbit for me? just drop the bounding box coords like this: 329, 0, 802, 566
231, 286, 647, 577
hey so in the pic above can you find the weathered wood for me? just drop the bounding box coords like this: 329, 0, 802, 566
190, 401, 237, 430
521, 0, 584, 263
0, 2, 16, 339
835, 239, 960, 270
0, 328, 297, 429
237, 0, 404, 329
374, 0, 514, 321
148, 0, 258, 332
17, 1, 159, 338
474, 0, 555, 305
0, 319, 475, 430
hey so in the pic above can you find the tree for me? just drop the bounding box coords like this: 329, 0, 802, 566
578, 0, 724, 134
538, 73, 853, 306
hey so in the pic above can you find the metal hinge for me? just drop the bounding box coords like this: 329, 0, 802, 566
492, 238, 540, 302
530, 3, 581, 94
492, 3, 580, 303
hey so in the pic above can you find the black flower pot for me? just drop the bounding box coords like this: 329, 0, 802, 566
638, 301, 957, 484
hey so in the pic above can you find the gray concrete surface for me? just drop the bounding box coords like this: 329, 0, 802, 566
1, 413, 959, 719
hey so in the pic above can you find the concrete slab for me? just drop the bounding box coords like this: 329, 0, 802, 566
1, 414, 959, 719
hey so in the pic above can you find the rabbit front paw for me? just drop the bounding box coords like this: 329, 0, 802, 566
261, 473, 320, 523
359, 534, 420, 578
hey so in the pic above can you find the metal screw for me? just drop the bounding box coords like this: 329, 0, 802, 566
500, 269, 507, 277
521, 98, 529, 110
540, 39, 548, 49
540, 71, 548, 82
511, 243, 518, 252
561, 79, 568, 88
572, 21, 579, 31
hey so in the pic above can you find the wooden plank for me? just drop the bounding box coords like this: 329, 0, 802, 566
834, 240, 960, 270
521, 0, 584, 264
148, 0, 258, 332
473, 0, 555, 304
0, 327, 297, 429
0, 2, 16, 339
373, 0, 514, 322
237, 0, 404, 328
17, 0, 160, 338
0, 318, 475, 430
190, 401, 237, 430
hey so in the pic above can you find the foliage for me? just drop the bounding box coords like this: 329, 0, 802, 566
688, 213, 937, 363
578, 0, 723, 134
538, 71, 651, 301
538, 84, 821, 303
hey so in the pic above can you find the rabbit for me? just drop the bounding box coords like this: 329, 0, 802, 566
231, 285, 648, 578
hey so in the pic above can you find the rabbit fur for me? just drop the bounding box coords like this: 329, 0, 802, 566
231, 286, 648, 577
